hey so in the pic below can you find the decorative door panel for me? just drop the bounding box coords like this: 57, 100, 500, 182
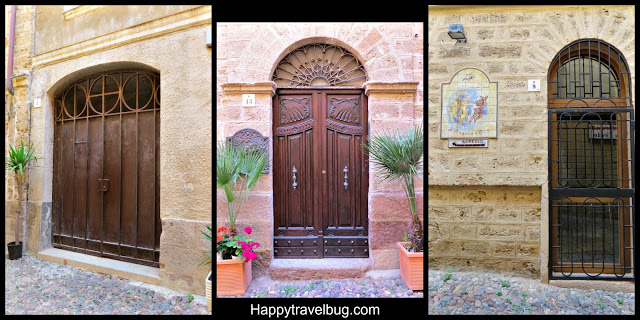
53, 71, 161, 267
274, 89, 368, 259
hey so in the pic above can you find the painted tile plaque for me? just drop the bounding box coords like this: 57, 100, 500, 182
441, 68, 498, 139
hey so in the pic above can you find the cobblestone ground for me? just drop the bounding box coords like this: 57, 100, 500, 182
5, 253, 210, 315
219, 276, 424, 298
428, 270, 634, 315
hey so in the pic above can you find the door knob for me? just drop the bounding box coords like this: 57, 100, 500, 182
322, 170, 326, 174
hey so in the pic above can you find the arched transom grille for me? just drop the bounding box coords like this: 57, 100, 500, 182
548, 39, 632, 108
55, 70, 160, 121
272, 44, 367, 87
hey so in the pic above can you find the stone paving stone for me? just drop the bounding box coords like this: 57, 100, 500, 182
5, 254, 209, 315
429, 270, 635, 315
218, 275, 424, 298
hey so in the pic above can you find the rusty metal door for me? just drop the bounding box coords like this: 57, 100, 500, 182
53, 70, 161, 267
273, 89, 369, 258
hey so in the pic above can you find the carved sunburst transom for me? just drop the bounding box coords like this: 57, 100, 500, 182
273, 44, 367, 87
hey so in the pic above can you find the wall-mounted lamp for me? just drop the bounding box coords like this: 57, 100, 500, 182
448, 24, 466, 43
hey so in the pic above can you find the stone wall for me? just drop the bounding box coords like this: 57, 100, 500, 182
5, 5, 35, 253
428, 5, 635, 280
5, 5, 212, 295
217, 23, 424, 274
428, 186, 541, 278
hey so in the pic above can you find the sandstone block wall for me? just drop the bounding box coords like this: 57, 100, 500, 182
428, 5, 635, 280
217, 23, 423, 273
429, 186, 541, 278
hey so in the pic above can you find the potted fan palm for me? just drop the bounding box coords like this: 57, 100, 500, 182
216, 140, 267, 296
5, 141, 38, 260
363, 123, 423, 290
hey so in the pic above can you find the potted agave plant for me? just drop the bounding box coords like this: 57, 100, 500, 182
5, 141, 38, 260
216, 140, 266, 296
364, 123, 423, 290
199, 225, 212, 312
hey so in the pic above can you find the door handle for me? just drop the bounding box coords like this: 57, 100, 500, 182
343, 166, 348, 190
292, 166, 297, 190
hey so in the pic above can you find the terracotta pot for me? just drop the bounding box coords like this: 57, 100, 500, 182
216, 254, 252, 296
397, 241, 423, 290
206, 271, 212, 312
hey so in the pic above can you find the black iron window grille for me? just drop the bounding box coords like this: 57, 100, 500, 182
549, 39, 631, 104
548, 39, 634, 280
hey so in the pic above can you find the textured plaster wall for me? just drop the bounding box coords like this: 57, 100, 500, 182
33, 5, 201, 55
428, 5, 635, 281
217, 23, 424, 274
5, 5, 212, 295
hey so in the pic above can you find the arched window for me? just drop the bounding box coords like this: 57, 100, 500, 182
548, 39, 631, 107
547, 40, 634, 280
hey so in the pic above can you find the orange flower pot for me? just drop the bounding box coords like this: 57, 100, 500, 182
397, 241, 423, 290
216, 255, 252, 296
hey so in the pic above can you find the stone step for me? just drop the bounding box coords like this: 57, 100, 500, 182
269, 258, 371, 280
36, 248, 160, 285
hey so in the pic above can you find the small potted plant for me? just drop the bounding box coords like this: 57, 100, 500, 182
216, 140, 266, 295
216, 226, 260, 296
199, 225, 212, 311
5, 141, 38, 260
364, 123, 423, 290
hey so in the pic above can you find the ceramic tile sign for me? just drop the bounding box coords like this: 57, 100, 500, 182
441, 68, 498, 139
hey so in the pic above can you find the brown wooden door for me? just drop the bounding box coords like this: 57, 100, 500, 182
273, 89, 369, 258
53, 71, 161, 267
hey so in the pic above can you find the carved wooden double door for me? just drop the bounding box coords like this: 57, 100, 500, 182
273, 89, 369, 258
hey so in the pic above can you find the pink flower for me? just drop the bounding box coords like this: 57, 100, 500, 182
240, 241, 252, 251
242, 251, 257, 262
245, 227, 252, 235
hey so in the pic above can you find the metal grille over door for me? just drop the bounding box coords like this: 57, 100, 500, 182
53, 70, 161, 267
273, 89, 369, 258
548, 39, 634, 280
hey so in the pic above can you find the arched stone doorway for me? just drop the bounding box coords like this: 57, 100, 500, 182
271, 43, 370, 258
